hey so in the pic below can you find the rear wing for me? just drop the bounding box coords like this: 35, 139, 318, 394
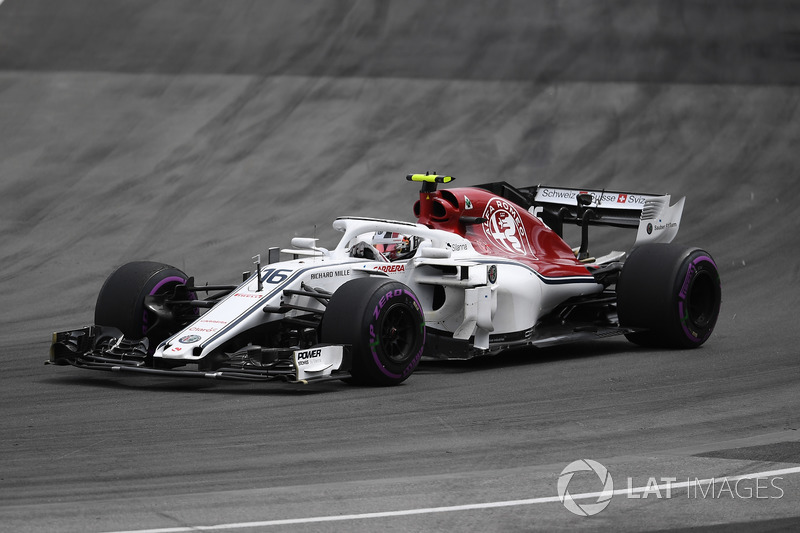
475, 182, 684, 247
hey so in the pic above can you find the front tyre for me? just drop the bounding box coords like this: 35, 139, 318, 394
94, 261, 192, 346
617, 244, 721, 348
321, 277, 425, 386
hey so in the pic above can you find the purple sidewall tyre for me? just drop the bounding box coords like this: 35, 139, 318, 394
617, 244, 721, 349
321, 277, 425, 386
94, 261, 191, 344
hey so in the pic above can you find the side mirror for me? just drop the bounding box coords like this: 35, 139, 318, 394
418, 246, 452, 259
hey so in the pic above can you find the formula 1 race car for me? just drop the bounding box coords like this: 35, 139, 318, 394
49, 174, 722, 386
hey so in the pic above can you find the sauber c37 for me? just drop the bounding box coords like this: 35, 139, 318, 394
49, 174, 721, 386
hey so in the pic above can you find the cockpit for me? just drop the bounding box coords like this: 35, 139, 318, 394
348, 231, 422, 262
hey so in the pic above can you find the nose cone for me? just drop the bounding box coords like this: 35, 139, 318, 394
157, 333, 204, 359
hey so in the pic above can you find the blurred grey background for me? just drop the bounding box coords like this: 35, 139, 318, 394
1, 2, 799, 531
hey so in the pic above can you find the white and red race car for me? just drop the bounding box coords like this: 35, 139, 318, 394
50, 174, 721, 386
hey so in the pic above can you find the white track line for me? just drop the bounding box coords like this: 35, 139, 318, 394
104, 466, 800, 533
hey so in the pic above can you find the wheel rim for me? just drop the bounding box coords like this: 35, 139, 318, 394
380, 303, 416, 363
686, 270, 717, 329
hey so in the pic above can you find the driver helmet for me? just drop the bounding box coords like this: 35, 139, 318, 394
371, 232, 415, 260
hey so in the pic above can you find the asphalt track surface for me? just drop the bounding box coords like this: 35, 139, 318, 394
1, 1, 800, 531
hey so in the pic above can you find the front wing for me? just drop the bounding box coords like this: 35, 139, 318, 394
49, 326, 352, 384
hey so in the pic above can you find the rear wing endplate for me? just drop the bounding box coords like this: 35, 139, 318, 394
475, 182, 685, 245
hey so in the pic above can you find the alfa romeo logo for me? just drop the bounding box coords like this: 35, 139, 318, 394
482, 197, 531, 256
557, 459, 614, 516
487, 264, 498, 284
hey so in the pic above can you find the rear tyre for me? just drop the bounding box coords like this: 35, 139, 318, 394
617, 244, 721, 348
94, 261, 192, 345
321, 277, 425, 386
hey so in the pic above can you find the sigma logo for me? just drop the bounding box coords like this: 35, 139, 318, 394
482, 197, 531, 256
373, 264, 405, 273
295, 349, 322, 360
